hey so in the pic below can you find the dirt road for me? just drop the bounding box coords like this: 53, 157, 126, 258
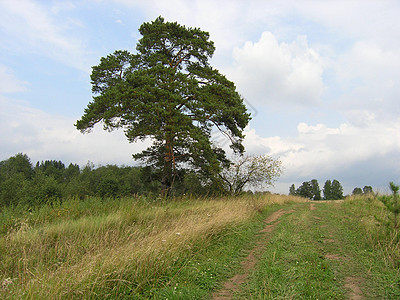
211, 201, 399, 299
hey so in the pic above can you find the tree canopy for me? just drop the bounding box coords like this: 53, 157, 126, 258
75, 17, 250, 196
323, 179, 344, 200
291, 179, 321, 200
219, 155, 282, 195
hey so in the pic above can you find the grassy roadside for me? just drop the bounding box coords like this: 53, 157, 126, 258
0, 194, 305, 299
237, 199, 400, 299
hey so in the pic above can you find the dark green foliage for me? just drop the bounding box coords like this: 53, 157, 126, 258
35, 160, 66, 183
0, 153, 33, 180
291, 179, 343, 200
292, 179, 321, 200
363, 185, 373, 194
296, 181, 314, 199
75, 16, 250, 196
0, 173, 29, 206
29, 171, 63, 205
323, 179, 343, 200
379, 182, 400, 229
0, 153, 227, 209
182, 172, 205, 195
97, 178, 119, 198
289, 184, 296, 196
352, 186, 373, 196
310, 179, 322, 200
352, 187, 363, 195
323, 180, 332, 200
331, 179, 344, 199
0, 153, 33, 206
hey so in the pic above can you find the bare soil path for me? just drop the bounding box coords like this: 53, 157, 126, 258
211, 200, 399, 299
212, 209, 294, 300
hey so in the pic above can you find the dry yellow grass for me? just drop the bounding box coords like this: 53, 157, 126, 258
1, 194, 306, 298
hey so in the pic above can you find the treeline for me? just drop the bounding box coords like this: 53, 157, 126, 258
0, 153, 226, 208
289, 179, 373, 200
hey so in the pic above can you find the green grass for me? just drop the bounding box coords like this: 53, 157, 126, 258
237, 199, 400, 299
2, 194, 399, 299
237, 203, 344, 299
0, 194, 304, 299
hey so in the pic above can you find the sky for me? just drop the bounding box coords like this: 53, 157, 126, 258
1, 0, 400, 195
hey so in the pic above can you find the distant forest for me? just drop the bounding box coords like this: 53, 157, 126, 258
289, 179, 373, 200
0, 153, 374, 209
0, 153, 228, 208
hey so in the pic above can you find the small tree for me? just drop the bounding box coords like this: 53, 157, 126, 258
352, 187, 363, 195
296, 181, 314, 199
380, 182, 400, 229
289, 184, 297, 196
323, 180, 332, 200
0, 153, 33, 180
363, 185, 373, 195
294, 180, 320, 200
311, 179, 322, 200
219, 155, 282, 195
331, 179, 344, 200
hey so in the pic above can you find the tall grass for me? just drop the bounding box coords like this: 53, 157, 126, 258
343, 194, 400, 267
0, 193, 305, 298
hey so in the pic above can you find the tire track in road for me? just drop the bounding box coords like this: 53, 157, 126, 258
212, 209, 294, 300
310, 202, 364, 300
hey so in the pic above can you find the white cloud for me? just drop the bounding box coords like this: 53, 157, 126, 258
336, 41, 400, 86
291, 0, 400, 49
243, 118, 400, 193
113, 0, 246, 53
344, 110, 376, 128
0, 0, 90, 72
50, 1, 76, 14
0, 96, 150, 166
332, 40, 400, 126
1, 0, 399, 196
0, 65, 28, 93
226, 32, 325, 107
243, 127, 302, 156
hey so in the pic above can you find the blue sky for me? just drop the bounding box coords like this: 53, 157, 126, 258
1, 0, 400, 194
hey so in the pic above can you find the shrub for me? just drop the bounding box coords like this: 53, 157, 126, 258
379, 182, 400, 229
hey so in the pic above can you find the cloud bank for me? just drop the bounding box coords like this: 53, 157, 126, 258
227, 32, 324, 107
1, 0, 400, 195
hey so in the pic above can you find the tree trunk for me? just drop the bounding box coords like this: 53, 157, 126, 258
161, 135, 174, 198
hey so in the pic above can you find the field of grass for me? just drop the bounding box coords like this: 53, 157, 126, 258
237, 199, 400, 299
1, 194, 399, 299
0, 194, 304, 299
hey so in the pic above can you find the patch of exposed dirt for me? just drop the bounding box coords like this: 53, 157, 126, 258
323, 239, 336, 243
264, 209, 287, 224
345, 276, 364, 299
212, 209, 294, 300
260, 223, 277, 233
325, 253, 345, 260
310, 203, 316, 210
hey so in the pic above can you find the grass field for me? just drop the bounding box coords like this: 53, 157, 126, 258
237, 199, 400, 299
1, 194, 399, 299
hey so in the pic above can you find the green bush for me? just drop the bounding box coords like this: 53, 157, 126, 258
29, 172, 63, 205
379, 182, 400, 229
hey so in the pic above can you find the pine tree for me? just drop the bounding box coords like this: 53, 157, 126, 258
331, 179, 344, 199
323, 180, 332, 200
289, 184, 297, 196
76, 17, 250, 196
311, 179, 322, 200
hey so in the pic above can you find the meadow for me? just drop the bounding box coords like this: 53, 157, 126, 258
1, 193, 399, 299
